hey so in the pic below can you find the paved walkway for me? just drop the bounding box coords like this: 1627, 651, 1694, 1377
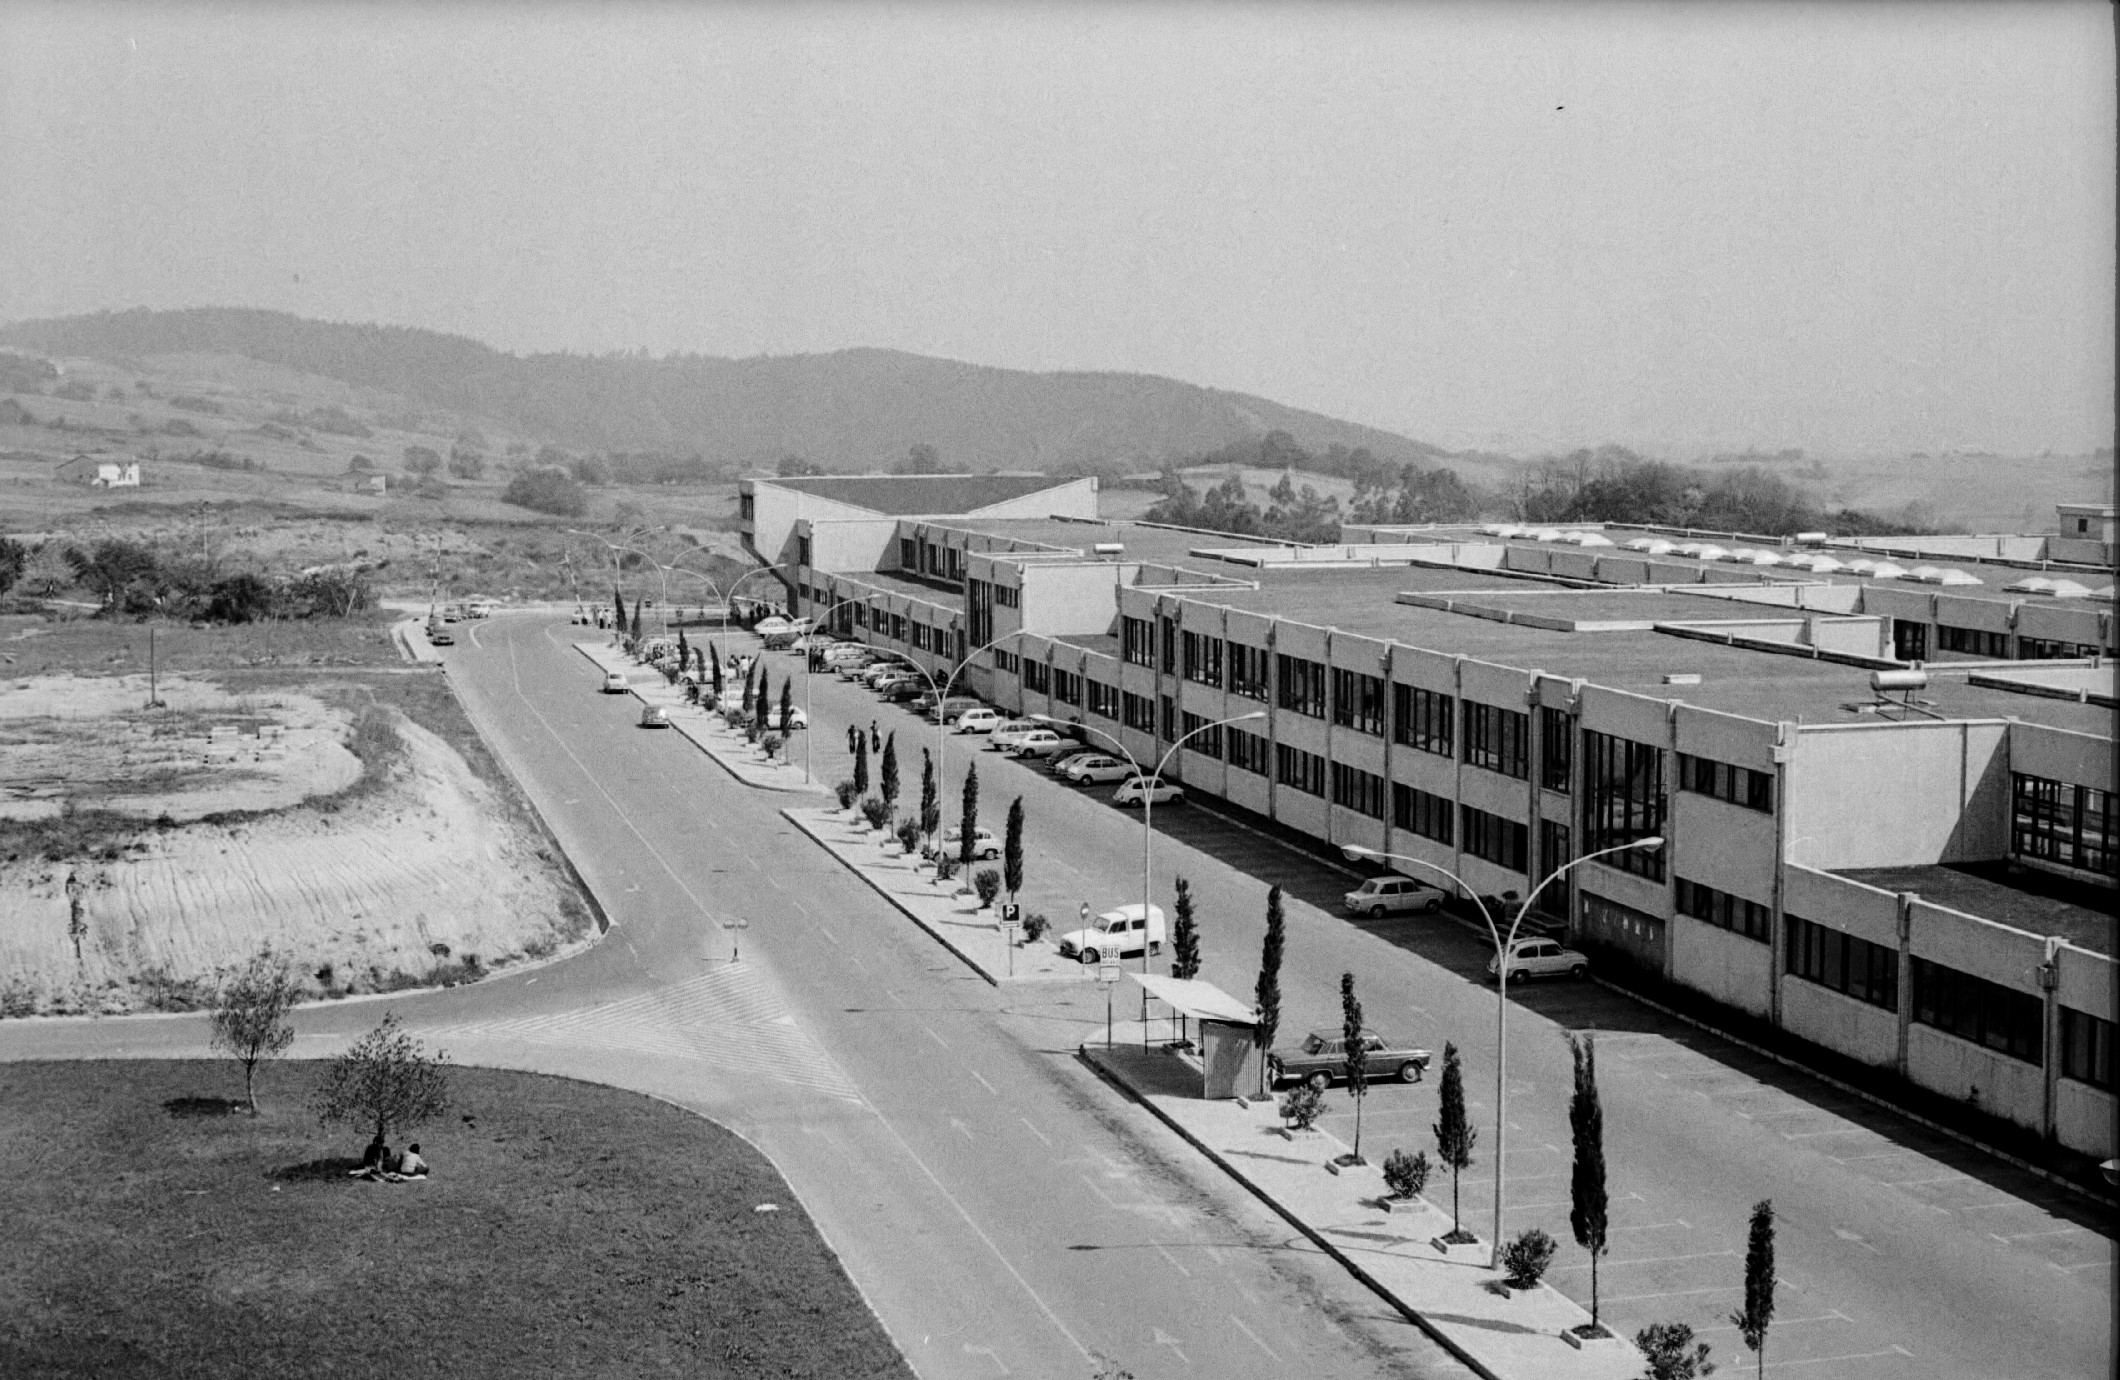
1082, 1038, 1648, 1380
570, 640, 827, 795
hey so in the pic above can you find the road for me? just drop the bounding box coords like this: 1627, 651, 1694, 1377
0, 616, 1467, 1380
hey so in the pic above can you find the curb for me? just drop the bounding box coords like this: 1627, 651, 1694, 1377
1076, 1046, 1505, 1380
780, 808, 999, 988
569, 642, 821, 796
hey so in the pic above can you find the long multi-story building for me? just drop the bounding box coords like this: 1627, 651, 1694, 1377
770, 475, 2116, 1160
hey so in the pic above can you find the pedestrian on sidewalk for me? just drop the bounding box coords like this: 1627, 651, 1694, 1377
847, 725, 859, 755
870, 721, 881, 753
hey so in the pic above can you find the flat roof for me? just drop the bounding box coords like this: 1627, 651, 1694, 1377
1838, 865, 2113, 954
941, 517, 1286, 568
766, 473, 1075, 516
825, 569, 962, 607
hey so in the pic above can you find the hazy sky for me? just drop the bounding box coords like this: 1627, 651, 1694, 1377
3, 2, 2112, 457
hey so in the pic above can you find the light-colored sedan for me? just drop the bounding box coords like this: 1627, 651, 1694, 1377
1061, 753, 1134, 785
600, 670, 631, 693
638, 704, 671, 729
1488, 937, 1590, 984
1343, 876, 1445, 917
934, 825, 1001, 860
762, 706, 809, 730
986, 719, 1042, 751
1112, 775, 1183, 807
1009, 730, 1072, 758
954, 708, 1002, 735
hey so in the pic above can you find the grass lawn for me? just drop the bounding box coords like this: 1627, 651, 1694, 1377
0, 1060, 911, 1380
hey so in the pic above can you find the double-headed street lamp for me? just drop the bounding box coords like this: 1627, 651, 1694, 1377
1035, 710, 1266, 1044
1342, 835, 1664, 1271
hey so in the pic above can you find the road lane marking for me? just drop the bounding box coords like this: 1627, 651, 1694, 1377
1018, 1117, 1052, 1146
1152, 1242, 1191, 1276
925, 1026, 951, 1050
1609, 1219, 1691, 1233
1228, 1314, 1280, 1362
1697, 1311, 1848, 1333
970, 1070, 998, 1095
1603, 1286, 1730, 1303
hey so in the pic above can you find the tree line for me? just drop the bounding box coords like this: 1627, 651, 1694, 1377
0, 535, 374, 620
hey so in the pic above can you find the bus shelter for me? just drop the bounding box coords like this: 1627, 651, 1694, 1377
1129, 974, 1261, 1100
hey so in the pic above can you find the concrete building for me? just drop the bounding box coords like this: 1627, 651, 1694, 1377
798, 511, 2116, 1159
53, 454, 139, 488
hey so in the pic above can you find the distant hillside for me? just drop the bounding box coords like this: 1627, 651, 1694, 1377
0, 308, 1451, 474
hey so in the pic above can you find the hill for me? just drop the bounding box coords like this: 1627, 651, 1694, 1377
0, 307, 1451, 475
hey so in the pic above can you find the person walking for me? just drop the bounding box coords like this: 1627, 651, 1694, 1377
847, 725, 859, 755
870, 721, 881, 753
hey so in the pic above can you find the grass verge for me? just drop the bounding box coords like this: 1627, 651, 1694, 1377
0, 1059, 911, 1380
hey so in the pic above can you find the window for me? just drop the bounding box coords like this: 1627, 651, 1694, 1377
1052, 669, 1082, 706
1331, 668, 1386, 736
945, 547, 964, 583
2013, 774, 2118, 877
1227, 727, 1270, 775
1161, 618, 1177, 674
1936, 625, 2011, 658
967, 578, 993, 647
1539, 819, 1572, 880
1582, 729, 1667, 880
1540, 707, 1573, 793
993, 649, 1020, 675
2020, 637, 2099, 659
889, 613, 907, 642
1460, 806, 1528, 872
1461, 701, 1530, 779
1892, 619, 1928, 662
1676, 878, 1771, 943
1122, 617, 1155, 668
1578, 892, 1665, 970
796, 534, 812, 569
1228, 643, 1271, 701
2061, 1008, 2116, 1090
910, 624, 930, 651
1785, 916, 1897, 1010
1182, 632, 1224, 687
853, 605, 869, 629
1678, 754, 1774, 813
1276, 743, 1327, 796
739, 493, 755, 520
1392, 783, 1453, 844
1276, 654, 1326, 718
1392, 685, 1453, 756
1330, 762, 1386, 818
899, 537, 918, 569
1180, 711, 1223, 758
1023, 660, 1050, 694
1087, 681, 1120, 719
1160, 694, 1177, 739
1122, 691, 1156, 733
995, 584, 1021, 610
1911, 957, 2041, 1063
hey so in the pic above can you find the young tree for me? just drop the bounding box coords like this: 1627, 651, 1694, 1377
919, 749, 939, 842
778, 676, 794, 733
613, 587, 627, 636
676, 626, 690, 673
1171, 877, 1200, 979
957, 763, 981, 872
1253, 886, 1285, 1095
1434, 1041, 1478, 1240
1341, 972, 1370, 1162
709, 642, 723, 699
1003, 795, 1025, 903
881, 732, 901, 809
208, 948, 301, 1114
752, 670, 770, 736
1731, 1199, 1776, 1380
1568, 1032, 1610, 1330
309, 1012, 451, 1146
631, 596, 645, 638
852, 733, 870, 799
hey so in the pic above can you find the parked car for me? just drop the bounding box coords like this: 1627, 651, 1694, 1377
760, 631, 799, 651
1488, 937, 1590, 984
762, 706, 809, 730
1055, 903, 1166, 964
862, 663, 911, 688
934, 825, 1001, 860
600, 670, 630, 693
425, 621, 454, 646
1061, 753, 1133, 784
880, 680, 926, 703
639, 704, 671, 729
1113, 775, 1183, 807
752, 616, 792, 636
1010, 730, 1073, 759
986, 719, 1043, 751
822, 643, 871, 665
1267, 1030, 1432, 1090
1343, 876, 1445, 917
1044, 744, 1103, 771
954, 708, 1003, 734
928, 697, 985, 724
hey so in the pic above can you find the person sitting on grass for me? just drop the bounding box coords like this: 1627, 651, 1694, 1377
384, 1143, 429, 1181
349, 1134, 390, 1177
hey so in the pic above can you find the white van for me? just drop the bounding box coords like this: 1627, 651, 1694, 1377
1055, 904, 1167, 964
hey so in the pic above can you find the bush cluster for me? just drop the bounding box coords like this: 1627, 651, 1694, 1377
5, 537, 373, 620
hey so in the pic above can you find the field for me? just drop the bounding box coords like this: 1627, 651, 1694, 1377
0, 1060, 911, 1380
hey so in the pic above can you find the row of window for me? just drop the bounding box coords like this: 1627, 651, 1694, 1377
1678, 754, 1774, 813
1677, 877, 1771, 942
1785, 915, 1897, 1010
2012, 773, 2117, 878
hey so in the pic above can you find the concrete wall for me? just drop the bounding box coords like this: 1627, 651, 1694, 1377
1019, 562, 1131, 638
2010, 721, 2115, 795
1786, 721, 2011, 869
802, 518, 899, 576
2055, 1080, 2116, 1158
1781, 977, 1901, 1069
1905, 1025, 2045, 1128
1671, 916, 1774, 1017
969, 475, 1100, 520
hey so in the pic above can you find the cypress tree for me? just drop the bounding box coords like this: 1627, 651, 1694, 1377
1732, 1199, 1776, 1380
919, 749, 939, 840
613, 587, 626, 635
881, 733, 900, 808
632, 596, 644, 637
1171, 877, 1200, 979
852, 733, 869, 798
957, 763, 980, 871
1434, 1042, 1477, 1239
1254, 885, 1285, 1094
1568, 1033, 1610, 1330
1342, 972, 1369, 1162
778, 676, 794, 732
1003, 796, 1025, 903
709, 642, 723, 698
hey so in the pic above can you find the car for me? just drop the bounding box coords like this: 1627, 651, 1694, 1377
752, 616, 792, 636
1045, 744, 1103, 771
821, 643, 871, 665
954, 708, 1003, 734
862, 663, 912, 688
1112, 775, 1183, 807
760, 631, 799, 651
600, 670, 630, 693
1055, 903, 1166, 964
880, 679, 927, 703
928, 697, 985, 724
1009, 730, 1073, 758
762, 706, 809, 730
1488, 937, 1590, 984
1061, 753, 1134, 784
1267, 1030, 1432, 1090
1343, 876, 1445, 917
425, 621, 454, 646
934, 825, 1001, 860
638, 704, 671, 729
986, 720, 1043, 752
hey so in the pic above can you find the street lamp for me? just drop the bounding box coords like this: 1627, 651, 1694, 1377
800, 596, 878, 784
1036, 709, 1266, 1045
1341, 834, 1664, 1269
855, 626, 1031, 852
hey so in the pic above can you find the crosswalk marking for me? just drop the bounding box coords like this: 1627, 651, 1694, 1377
416, 966, 862, 1103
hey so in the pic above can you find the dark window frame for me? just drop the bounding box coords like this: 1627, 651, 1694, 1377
1275, 653, 1327, 718
1462, 700, 1530, 780
1331, 667, 1387, 736
1911, 955, 2041, 1063
1330, 761, 1386, 818
1391, 684, 1453, 756
1392, 782, 1454, 845
1582, 728, 1667, 880
1275, 742, 1327, 796
1460, 804, 1529, 872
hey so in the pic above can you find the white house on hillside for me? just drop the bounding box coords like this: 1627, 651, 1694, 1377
54, 454, 140, 488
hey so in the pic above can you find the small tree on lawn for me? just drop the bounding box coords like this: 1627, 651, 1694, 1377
957, 763, 981, 873
1731, 1199, 1776, 1380
1434, 1041, 1477, 1241
778, 676, 794, 732
881, 733, 900, 811
753, 672, 771, 736
309, 1012, 450, 1147
852, 733, 870, 799
209, 947, 300, 1114
631, 596, 645, 639
1003, 795, 1025, 903
1170, 876, 1200, 1045
920, 749, 939, 848
1341, 972, 1370, 1162
1568, 1032, 1610, 1331
1253, 886, 1285, 1096
676, 626, 690, 674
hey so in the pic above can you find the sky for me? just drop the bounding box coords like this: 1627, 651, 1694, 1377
1, 1, 2112, 459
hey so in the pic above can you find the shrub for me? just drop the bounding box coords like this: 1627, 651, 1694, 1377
1280, 1083, 1324, 1131
1500, 1227, 1557, 1290
895, 818, 922, 854
972, 868, 1001, 907
833, 779, 857, 810
933, 855, 958, 882
500, 465, 587, 516
1636, 1321, 1717, 1380
859, 796, 891, 831
761, 731, 784, 761
1021, 911, 1050, 943
1383, 1148, 1431, 1200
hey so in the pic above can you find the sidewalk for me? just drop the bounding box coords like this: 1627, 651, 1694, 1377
571, 641, 827, 796
1081, 1039, 1646, 1380
782, 805, 1089, 987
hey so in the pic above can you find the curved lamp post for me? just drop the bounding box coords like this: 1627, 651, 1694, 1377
1342, 835, 1663, 1269
1036, 709, 1266, 1044
799, 595, 878, 784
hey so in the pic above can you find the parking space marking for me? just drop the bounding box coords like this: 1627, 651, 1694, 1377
1551, 1248, 1734, 1274
924, 1026, 951, 1050
1608, 1219, 1690, 1233
1603, 1285, 1727, 1304
1698, 1311, 1848, 1333
1995, 1225, 2086, 1243
1761, 1345, 1914, 1370
1228, 1314, 1280, 1363
1018, 1116, 1052, 1146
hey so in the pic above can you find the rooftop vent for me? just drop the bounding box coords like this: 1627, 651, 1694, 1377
1092, 542, 1125, 558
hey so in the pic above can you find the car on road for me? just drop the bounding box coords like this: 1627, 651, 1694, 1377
986, 720, 1042, 752
600, 670, 630, 693
1009, 730, 1073, 759
762, 706, 809, 730
1055, 903, 1166, 964
1488, 937, 1590, 984
1267, 1030, 1432, 1090
760, 631, 800, 650
425, 621, 454, 646
1060, 753, 1133, 784
639, 704, 671, 729
1343, 876, 1445, 917
933, 825, 1001, 860
1112, 775, 1183, 807
821, 642, 871, 665
752, 616, 792, 637
954, 708, 1003, 735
